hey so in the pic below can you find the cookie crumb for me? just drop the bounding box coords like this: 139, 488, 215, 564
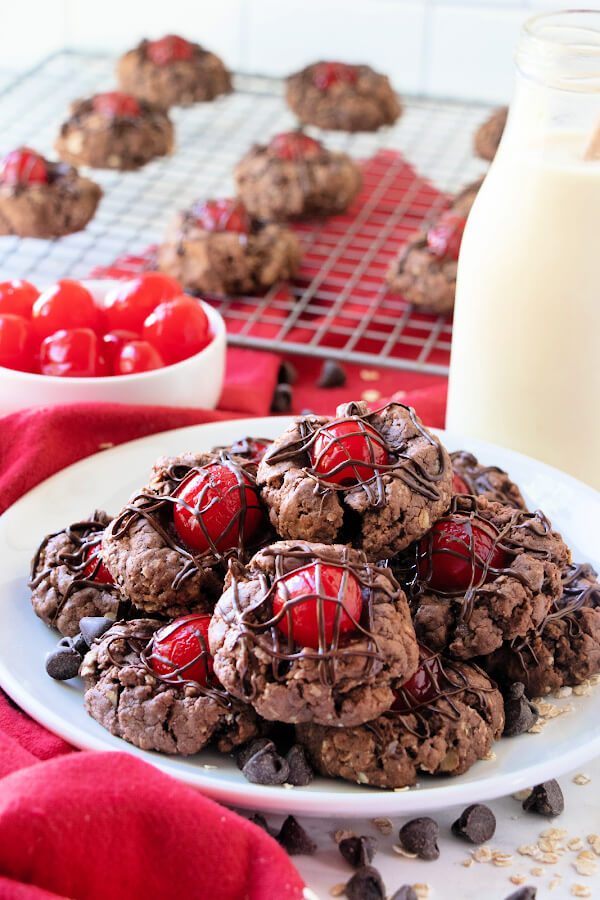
571, 885, 592, 898
492, 852, 513, 867
371, 817, 393, 835
462, 858, 473, 868
412, 885, 430, 899
589, 674, 600, 685
484, 750, 497, 761
574, 850, 598, 877
573, 681, 592, 696
510, 875, 527, 886
360, 369, 380, 381
554, 686, 573, 698
530, 867, 544, 877
513, 789, 532, 801
573, 774, 591, 786
528, 722, 545, 734
473, 846, 493, 863
587, 834, 600, 856
334, 829, 356, 844
569, 839, 585, 852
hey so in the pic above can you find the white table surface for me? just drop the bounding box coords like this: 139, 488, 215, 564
261, 756, 600, 899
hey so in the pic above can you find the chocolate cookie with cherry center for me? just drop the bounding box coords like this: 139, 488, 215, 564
0, 147, 101, 238
451, 450, 528, 510
474, 107, 508, 162
117, 35, 231, 109
157, 198, 302, 296
55, 92, 174, 171
209, 540, 419, 727
29, 511, 126, 637
286, 61, 401, 132
406, 495, 570, 659
296, 646, 504, 788
81, 617, 261, 755
481, 562, 600, 697
234, 131, 362, 221
257, 400, 452, 560
102, 451, 268, 618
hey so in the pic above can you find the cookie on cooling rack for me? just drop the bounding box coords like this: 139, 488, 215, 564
451, 450, 528, 510
407, 495, 571, 660
474, 106, 508, 162
117, 35, 231, 109
29, 511, 125, 637
102, 451, 268, 618
234, 131, 362, 221
296, 648, 504, 788
0, 147, 101, 238
55, 92, 173, 171
286, 61, 401, 132
209, 540, 419, 727
256, 400, 452, 560
81, 617, 261, 755
481, 562, 600, 697
157, 198, 302, 296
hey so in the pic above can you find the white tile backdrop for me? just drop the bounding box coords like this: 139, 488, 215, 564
1, 0, 600, 102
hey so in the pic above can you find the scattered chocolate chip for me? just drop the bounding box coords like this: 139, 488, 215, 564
45, 646, 82, 680
79, 616, 114, 648
271, 383, 293, 414
451, 803, 496, 844
522, 780, 564, 817
235, 738, 275, 771
345, 865, 385, 900
278, 360, 298, 385
503, 888, 537, 900
317, 359, 347, 389
399, 817, 440, 860
339, 835, 377, 868
503, 682, 538, 737
390, 888, 418, 900
242, 745, 290, 785
285, 744, 314, 786
277, 815, 317, 855
248, 812, 271, 834
72, 633, 88, 657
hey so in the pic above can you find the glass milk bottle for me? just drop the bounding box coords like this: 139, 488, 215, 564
446, 10, 600, 490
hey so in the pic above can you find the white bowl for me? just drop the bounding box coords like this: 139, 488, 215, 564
0, 279, 227, 415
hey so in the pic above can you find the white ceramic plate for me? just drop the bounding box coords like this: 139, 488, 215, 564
1, 417, 599, 818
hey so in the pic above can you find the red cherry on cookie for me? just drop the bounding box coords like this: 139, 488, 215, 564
311, 419, 389, 487
147, 34, 195, 66
230, 437, 272, 464
39, 328, 107, 377
0, 148, 48, 186
143, 295, 210, 365
392, 647, 445, 712
104, 272, 182, 333
417, 514, 508, 593
272, 563, 363, 650
83, 540, 114, 585
116, 340, 164, 375
0, 280, 39, 318
93, 92, 141, 118
0, 314, 34, 372
313, 62, 358, 90
426, 213, 466, 261
193, 199, 251, 234
150, 615, 213, 686
32, 280, 100, 341
268, 132, 322, 161
173, 464, 263, 554
451, 471, 470, 495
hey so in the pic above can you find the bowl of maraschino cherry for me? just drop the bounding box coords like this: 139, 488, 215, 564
0, 273, 226, 414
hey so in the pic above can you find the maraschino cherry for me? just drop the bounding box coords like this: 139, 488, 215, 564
0, 148, 48, 186
417, 514, 508, 592
93, 92, 141, 118
311, 419, 389, 486
272, 563, 363, 649
268, 132, 322, 161
392, 646, 445, 712
313, 62, 358, 90
173, 464, 262, 554
193, 199, 250, 234
426, 213, 466, 261
230, 437, 271, 464
0, 280, 39, 318
149, 614, 213, 686
147, 35, 195, 66
451, 470, 470, 495
83, 540, 114, 585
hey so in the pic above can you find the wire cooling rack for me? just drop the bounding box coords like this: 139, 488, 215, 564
0, 51, 492, 374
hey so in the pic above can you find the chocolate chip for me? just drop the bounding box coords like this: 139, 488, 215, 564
451, 804, 496, 844
45, 646, 82, 680
79, 616, 114, 648
522, 780, 564, 817
317, 359, 347, 389
277, 815, 317, 855
235, 737, 275, 770
398, 817, 440, 860
271, 383, 293, 414
390, 888, 418, 900
339, 835, 377, 868
72, 633, 88, 656
242, 745, 290, 785
248, 812, 271, 834
285, 744, 314, 786
345, 865, 386, 900
503, 888, 537, 900
278, 360, 297, 385
503, 682, 538, 737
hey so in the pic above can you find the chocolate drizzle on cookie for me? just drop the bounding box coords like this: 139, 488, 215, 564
451, 450, 527, 510
263, 401, 449, 508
